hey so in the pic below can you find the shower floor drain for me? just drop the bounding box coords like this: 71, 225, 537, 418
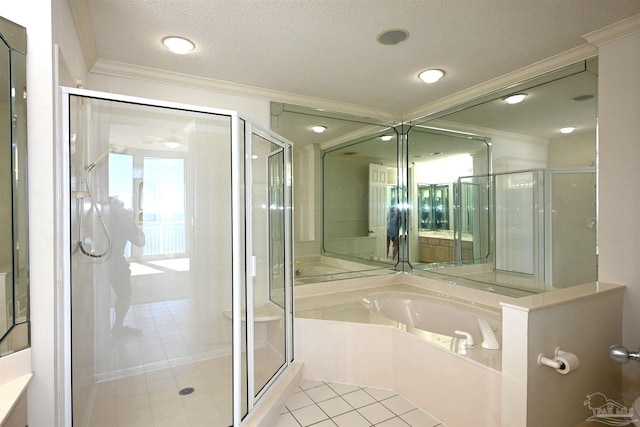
179, 387, 195, 396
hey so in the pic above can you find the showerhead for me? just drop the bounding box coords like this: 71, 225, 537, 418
84, 144, 128, 172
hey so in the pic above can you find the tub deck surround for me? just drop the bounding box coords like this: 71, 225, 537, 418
500, 281, 622, 312
411, 263, 547, 298
296, 282, 503, 370
294, 274, 625, 426
500, 282, 624, 427
295, 315, 502, 426
294, 256, 396, 285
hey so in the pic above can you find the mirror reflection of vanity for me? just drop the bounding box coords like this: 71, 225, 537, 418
0, 16, 29, 357
272, 57, 597, 297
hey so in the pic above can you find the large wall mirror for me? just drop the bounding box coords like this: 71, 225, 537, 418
272, 57, 597, 296
0, 16, 29, 357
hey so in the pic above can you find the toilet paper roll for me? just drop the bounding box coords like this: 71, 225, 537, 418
554, 352, 579, 374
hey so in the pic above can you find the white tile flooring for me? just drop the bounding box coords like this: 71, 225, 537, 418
276, 379, 446, 427
85, 297, 283, 427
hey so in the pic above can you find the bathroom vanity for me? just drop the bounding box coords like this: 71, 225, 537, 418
418, 232, 473, 263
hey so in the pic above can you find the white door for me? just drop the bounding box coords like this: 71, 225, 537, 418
369, 164, 388, 260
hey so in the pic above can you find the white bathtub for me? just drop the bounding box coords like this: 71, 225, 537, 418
295, 283, 503, 426
361, 291, 501, 350
296, 283, 502, 368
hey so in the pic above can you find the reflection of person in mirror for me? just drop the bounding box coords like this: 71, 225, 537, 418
387, 207, 400, 260
104, 196, 145, 335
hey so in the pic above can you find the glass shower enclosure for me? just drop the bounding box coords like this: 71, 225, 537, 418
61, 88, 293, 426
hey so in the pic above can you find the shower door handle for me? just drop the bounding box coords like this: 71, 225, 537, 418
610, 345, 640, 364
251, 255, 257, 277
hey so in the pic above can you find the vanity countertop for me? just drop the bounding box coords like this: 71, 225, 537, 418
0, 372, 32, 425
419, 231, 473, 242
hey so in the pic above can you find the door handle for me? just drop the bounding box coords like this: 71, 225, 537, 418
609, 345, 640, 364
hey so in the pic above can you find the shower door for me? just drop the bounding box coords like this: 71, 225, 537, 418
62, 88, 293, 427
246, 127, 292, 407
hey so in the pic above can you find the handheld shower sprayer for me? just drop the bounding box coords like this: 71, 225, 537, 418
84, 144, 128, 172
79, 144, 128, 259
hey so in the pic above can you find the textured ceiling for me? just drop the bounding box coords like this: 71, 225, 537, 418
81, 0, 640, 118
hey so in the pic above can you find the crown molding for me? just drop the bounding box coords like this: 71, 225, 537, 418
319, 124, 393, 151
68, 0, 98, 68
402, 43, 597, 122
90, 59, 398, 122
582, 13, 640, 47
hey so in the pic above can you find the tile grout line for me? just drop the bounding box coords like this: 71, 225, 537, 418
289, 381, 428, 427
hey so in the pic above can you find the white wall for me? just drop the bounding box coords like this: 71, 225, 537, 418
501, 286, 623, 427
491, 134, 548, 173
597, 30, 640, 404
547, 132, 596, 168
88, 74, 270, 128
414, 154, 473, 184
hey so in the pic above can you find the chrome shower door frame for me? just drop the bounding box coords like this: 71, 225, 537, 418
57, 87, 294, 427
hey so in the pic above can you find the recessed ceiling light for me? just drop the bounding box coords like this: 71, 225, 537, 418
418, 69, 445, 84
504, 93, 527, 104
162, 36, 195, 54
311, 125, 327, 133
381, 135, 393, 141
560, 126, 576, 134
377, 29, 409, 45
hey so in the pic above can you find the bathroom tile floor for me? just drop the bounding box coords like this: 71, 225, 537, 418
86, 297, 283, 427
276, 379, 446, 427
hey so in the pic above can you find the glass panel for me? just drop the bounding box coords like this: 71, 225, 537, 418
455, 175, 492, 263
286, 145, 294, 364
408, 126, 490, 266
251, 133, 286, 397
0, 15, 29, 357
417, 184, 450, 231
140, 157, 186, 256
269, 150, 285, 309
417, 185, 432, 231
0, 27, 12, 345
323, 133, 399, 264
277, 60, 597, 295
550, 171, 597, 287
494, 171, 538, 275
239, 119, 248, 420
69, 94, 234, 427
411, 60, 597, 295
271, 102, 397, 283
